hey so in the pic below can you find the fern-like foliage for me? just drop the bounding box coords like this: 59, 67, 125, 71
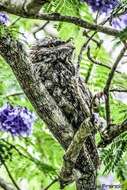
100, 132, 127, 178
44, 0, 80, 16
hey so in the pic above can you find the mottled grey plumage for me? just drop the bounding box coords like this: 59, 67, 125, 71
0, 32, 99, 189
30, 38, 99, 189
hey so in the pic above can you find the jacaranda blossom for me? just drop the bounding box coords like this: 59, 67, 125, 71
82, 0, 119, 13
0, 13, 9, 25
112, 14, 127, 29
81, 0, 127, 30
0, 103, 36, 136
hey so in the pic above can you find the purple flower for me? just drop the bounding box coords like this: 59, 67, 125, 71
0, 12, 9, 25
82, 0, 119, 14
81, 0, 127, 29
0, 103, 36, 136
111, 14, 127, 29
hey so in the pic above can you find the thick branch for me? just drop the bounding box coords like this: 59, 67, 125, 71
0, 1, 119, 37
0, 36, 74, 150
24, 13, 120, 37
0, 34, 98, 190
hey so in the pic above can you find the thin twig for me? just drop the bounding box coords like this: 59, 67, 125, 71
3, 162, 21, 190
42, 178, 58, 190
104, 46, 126, 127
85, 63, 94, 84
33, 21, 50, 39
1, 139, 30, 160
5, 92, 24, 98
87, 46, 121, 74
10, 17, 21, 26
98, 118, 127, 148
1, 139, 56, 177
104, 46, 126, 92
76, 32, 97, 79
0, 177, 14, 190
110, 89, 127, 93
83, 30, 102, 47
83, 18, 108, 84
85, 41, 103, 83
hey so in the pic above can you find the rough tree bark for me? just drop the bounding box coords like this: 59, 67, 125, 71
0, 35, 99, 190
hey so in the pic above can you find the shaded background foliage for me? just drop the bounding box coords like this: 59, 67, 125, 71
1, 0, 127, 189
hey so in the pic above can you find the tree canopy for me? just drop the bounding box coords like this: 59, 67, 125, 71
1, 0, 127, 190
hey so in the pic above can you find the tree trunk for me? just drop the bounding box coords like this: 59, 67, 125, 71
0, 36, 99, 189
